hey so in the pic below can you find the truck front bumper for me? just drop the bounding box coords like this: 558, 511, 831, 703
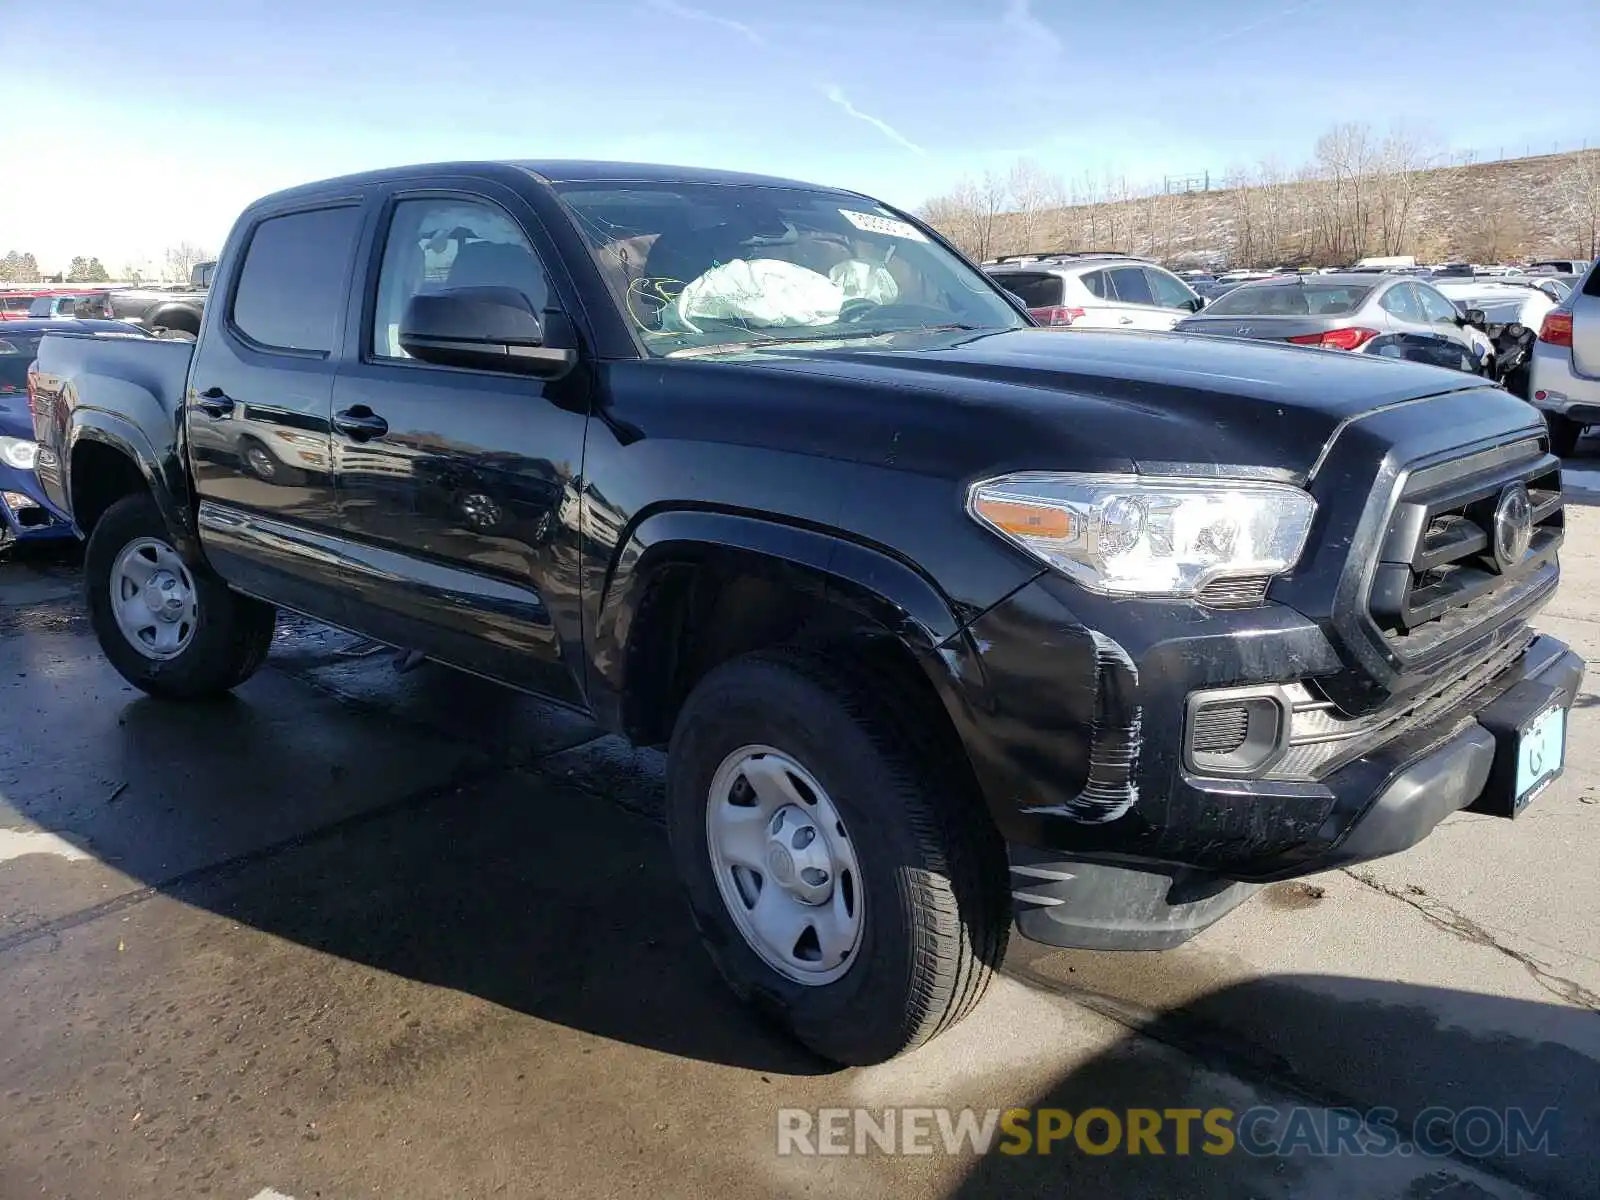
943, 574, 1583, 950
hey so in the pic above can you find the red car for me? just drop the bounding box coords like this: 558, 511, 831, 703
0, 291, 48, 321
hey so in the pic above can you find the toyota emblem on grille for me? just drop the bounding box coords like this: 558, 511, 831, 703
1492, 482, 1533, 570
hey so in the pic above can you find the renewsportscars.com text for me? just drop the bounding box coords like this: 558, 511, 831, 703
776, 1106, 1559, 1159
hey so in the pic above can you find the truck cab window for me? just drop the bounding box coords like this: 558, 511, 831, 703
372, 198, 550, 360
230, 207, 360, 353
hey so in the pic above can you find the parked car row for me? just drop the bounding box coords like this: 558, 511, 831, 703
0, 262, 212, 337
982, 249, 1597, 426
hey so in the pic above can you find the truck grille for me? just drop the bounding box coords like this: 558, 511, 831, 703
1367, 437, 1562, 658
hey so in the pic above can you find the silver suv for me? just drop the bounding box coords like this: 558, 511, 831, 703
982, 251, 1205, 330
1529, 258, 1600, 457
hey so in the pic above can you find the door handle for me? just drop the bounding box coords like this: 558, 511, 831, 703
333, 407, 389, 441
194, 387, 234, 417
1118, 317, 1135, 325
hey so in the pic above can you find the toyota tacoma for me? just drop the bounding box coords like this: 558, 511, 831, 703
27, 161, 1582, 1064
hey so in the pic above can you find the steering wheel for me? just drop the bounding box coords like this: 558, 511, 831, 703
840, 302, 952, 325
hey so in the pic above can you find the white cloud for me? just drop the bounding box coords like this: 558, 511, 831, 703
1001, 0, 1063, 58
820, 85, 926, 157
644, 0, 767, 47
1187, 0, 1317, 52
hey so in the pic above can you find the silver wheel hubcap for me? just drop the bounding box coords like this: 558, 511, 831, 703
246, 446, 276, 478
706, 745, 864, 986
110, 538, 198, 660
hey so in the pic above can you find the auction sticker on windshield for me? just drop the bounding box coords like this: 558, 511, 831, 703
840, 209, 928, 242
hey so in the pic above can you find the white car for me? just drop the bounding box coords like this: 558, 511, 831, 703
1429, 278, 1557, 331
1529, 259, 1600, 457
983, 252, 1205, 331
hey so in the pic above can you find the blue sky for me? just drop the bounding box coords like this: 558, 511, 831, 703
3, 0, 1595, 271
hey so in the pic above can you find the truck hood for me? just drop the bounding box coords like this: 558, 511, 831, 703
706, 327, 1496, 481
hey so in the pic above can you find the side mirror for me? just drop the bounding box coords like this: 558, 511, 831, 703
1459, 306, 1487, 329
399, 286, 576, 378
1187, 295, 1207, 312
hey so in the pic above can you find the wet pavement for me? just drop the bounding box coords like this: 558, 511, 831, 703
2, 521, 1598, 1199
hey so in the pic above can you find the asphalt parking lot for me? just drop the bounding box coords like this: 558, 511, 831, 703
3, 508, 1599, 1199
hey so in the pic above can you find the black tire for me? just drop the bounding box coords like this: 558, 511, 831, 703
85, 492, 276, 699
666, 648, 1009, 1065
1547, 413, 1581, 458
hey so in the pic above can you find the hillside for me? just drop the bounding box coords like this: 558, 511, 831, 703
926, 148, 1599, 269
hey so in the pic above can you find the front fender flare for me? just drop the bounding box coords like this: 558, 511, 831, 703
588, 506, 987, 733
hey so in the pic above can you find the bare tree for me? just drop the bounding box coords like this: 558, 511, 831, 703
970, 172, 1009, 261
1223, 167, 1259, 265
1460, 204, 1532, 263
1006, 159, 1062, 255
1556, 150, 1600, 259
921, 182, 983, 257
164, 242, 212, 285
1372, 127, 1437, 255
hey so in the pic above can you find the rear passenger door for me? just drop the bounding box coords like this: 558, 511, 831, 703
1107, 266, 1180, 330
1378, 283, 1475, 372
328, 182, 590, 703
1145, 266, 1203, 322
188, 201, 361, 622
1077, 267, 1164, 329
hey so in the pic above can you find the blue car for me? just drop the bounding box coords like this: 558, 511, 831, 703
1, 319, 151, 549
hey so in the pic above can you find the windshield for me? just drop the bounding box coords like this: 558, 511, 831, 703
554, 182, 1024, 356
1202, 280, 1373, 316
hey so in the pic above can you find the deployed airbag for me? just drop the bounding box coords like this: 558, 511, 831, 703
671, 259, 844, 330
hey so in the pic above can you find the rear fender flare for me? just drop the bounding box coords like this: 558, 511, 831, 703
67, 413, 197, 557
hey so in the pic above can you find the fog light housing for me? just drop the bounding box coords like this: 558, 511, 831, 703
1185, 685, 1290, 777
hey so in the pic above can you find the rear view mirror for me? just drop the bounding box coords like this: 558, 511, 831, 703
399, 286, 576, 379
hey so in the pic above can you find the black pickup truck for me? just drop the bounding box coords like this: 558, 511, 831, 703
105, 261, 214, 338
27, 161, 1582, 1064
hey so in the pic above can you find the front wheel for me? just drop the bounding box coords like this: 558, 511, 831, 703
85, 493, 276, 699
667, 649, 1009, 1064
1546, 413, 1582, 458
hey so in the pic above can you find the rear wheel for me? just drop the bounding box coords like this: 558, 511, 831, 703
1546, 413, 1581, 458
85, 493, 275, 699
666, 648, 1009, 1064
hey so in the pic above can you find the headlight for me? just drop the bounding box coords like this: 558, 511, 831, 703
967, 472, 1316, 598
0, 436, 39, 471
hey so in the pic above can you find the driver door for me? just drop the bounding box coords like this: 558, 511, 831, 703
328, 183, 591, 702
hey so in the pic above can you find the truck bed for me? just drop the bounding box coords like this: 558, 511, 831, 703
28, 332, 195, 521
